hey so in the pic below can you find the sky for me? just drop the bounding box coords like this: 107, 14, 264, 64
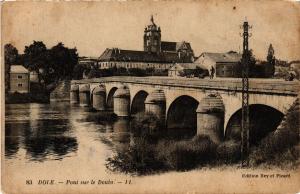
2, 1, 300, 61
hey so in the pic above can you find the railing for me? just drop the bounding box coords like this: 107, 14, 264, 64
72, 76, 299, 95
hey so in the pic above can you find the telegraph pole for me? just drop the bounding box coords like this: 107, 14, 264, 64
241, 20, 251, 166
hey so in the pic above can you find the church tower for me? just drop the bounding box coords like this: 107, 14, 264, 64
144, 15, 161, 53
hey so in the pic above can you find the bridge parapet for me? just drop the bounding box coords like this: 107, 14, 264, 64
72, 77, 299, 96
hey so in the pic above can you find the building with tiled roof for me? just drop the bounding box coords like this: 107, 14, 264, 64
9, 65, 30, 93
96, 16, 194, 72
98, 48, 178, 63
10, 65, 29, 74
195, 51, 242, 78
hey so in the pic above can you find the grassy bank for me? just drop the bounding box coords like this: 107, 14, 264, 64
106, 101, 299, 175
248, 99, 299, 168
5, 92, 49, 104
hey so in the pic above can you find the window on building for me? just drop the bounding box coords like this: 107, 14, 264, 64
18, 83, 23, 87
17, 75, 23, 79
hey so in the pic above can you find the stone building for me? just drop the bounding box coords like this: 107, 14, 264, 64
9, 65, 30, 93
96, 16, 194, 71
194, 51, 242, 78
78, 57, 99, 66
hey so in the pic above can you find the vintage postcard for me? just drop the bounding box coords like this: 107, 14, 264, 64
1, 1, 300, 193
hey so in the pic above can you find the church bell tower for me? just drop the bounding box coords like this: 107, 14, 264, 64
144, 15, 161, 53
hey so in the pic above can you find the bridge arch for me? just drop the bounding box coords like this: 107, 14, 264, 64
107, 87, 118, 110
166, 95, 199, 130
78, 84, 90, 106
225, 104, 284, 145
70, 84, 79, 104
130, 90, 149, 115
91, 84, 106, 111
221, 93, 296, 135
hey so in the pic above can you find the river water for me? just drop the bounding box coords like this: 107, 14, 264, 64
3, 102, 299, 194
3, 102, 191, 191
4, 102, 137, 192
4, 102, 192, 163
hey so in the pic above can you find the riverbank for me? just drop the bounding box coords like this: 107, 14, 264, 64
5, 92, 49, 104
5, 82, 52, 104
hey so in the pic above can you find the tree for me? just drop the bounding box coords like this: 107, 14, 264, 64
266, 44, 275, 77
267, 44, 275, 62
236, 49, 257, 78
50, 43, 78, 80
5, 43, 19, 65
23, 41, 48, 84
22, 41, 79, 85
248, 49, 257, 77
4, 44, 19, 92
72, 64, 85, 80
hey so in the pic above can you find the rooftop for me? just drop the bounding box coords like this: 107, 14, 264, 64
196, 51, 242, 63
10, 65, 28, 73
98, 48, 179, 63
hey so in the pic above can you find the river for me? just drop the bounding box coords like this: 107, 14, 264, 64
3, 102, 298, 194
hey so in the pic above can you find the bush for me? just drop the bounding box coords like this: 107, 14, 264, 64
106, 135, 218, 174
216, 140, 241, 164
249, 100, 299, 166
249, 128, 298, 166
156, 135, 217, 170
106, 136, 165, 175
131, 112, 164, 135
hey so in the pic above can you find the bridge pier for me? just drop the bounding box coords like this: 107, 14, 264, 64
196, 94, 225, 143
79, 84, 91, 107
70, 84, 79, 104
145, 89, 166, 123
92, 84, 106, 111
113, 86, 130, 117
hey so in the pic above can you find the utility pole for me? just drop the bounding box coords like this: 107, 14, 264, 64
241, 20, 251, 166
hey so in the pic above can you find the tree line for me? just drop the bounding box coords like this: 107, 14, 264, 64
75, 65, 168, 79
4, 41, 78, 92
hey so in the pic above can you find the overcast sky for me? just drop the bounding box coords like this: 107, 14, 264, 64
2, 1, 300, 61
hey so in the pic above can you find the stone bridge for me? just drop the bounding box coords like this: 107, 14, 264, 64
71, 76, 299, 143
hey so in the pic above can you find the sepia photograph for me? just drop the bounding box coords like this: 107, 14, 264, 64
1, 1, 300, 193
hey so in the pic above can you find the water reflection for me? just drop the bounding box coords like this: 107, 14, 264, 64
5, 102, 194, 164
111, 118, 131, 153
5, 103, 78, 161
5, 125, 20, 158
